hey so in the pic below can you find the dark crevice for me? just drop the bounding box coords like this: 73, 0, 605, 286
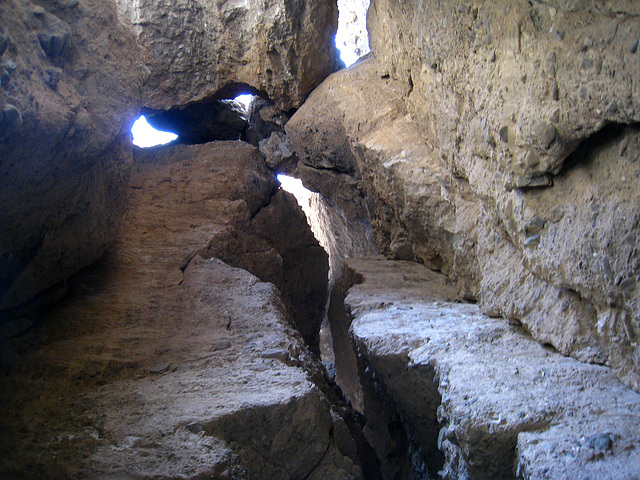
556, 121, 640, 177
328, 264, 442, 479
143, 97, 247, 144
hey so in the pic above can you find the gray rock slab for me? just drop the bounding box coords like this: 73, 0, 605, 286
344, 256, 640, 479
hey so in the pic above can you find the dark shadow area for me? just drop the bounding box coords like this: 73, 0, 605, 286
556, 122, 640, 177
143, 98, 247, 144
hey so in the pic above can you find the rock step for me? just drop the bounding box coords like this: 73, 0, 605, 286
341, 256, 640, 479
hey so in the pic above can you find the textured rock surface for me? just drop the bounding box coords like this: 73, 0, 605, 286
287, 0, 640, 390
0, 0, 144, 316
339, 257, 640, 479
116, 0, 338, 111
0, 141, 359, 479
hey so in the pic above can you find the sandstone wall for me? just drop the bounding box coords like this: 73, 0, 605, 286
0, 0, 144, 317
288, 1, 640, 391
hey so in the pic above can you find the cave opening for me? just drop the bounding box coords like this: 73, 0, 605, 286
130, 86, 262, 148
130, 114, 178, 148
336, 0, 371, 67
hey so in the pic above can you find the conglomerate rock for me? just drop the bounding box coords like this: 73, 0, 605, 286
0, 141, 360, 479
336, 256, 640, 479
287, 1, 640, 391
0, 0, 145, 317
115, 0, 338, 111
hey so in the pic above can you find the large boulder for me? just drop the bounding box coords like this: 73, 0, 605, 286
115, 0, 338, 111
0, 0, 144, 317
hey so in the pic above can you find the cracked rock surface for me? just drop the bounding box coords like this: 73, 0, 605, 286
339, 256, 640, 479
115, 0, 338, 111
0, 141, 358, 479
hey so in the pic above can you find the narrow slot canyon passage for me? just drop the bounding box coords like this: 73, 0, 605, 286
2, 0, 640, 479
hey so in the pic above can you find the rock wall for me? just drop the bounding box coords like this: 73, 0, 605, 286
0, 140, 360, 479
287, 0, 640, 391
115, 0, 338, 111
0, 0, 144, 318
336, 257, 640, 480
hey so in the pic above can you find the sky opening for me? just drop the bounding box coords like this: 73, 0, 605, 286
335, 0, 370, 67
131, 115, 178, 148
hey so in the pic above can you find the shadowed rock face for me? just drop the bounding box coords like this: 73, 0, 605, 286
0, 0, 145, 317
115, 0, 339, 112
0, 141, 357, 479
287, 1, 640, 392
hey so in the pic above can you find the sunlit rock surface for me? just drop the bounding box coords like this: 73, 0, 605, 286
338, 256, 640, 479
287, 0, 640, 391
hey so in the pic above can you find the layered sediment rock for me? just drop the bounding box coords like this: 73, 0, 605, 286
335, 257, 640, 479
116, 0, 338, 111
0, 141, 359, 479
287, 0, 640, 391
0, 0, 144, 316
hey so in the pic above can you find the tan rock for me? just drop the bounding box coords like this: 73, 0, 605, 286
116, 0, 339, 111
288, 2, 640, 391
0, 141, 359, 479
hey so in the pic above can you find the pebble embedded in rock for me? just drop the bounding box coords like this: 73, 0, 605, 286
149, 363, 171, 374
0, 68, 9, 87
524, 218, 546, 235
37, 12, 72, 58
586, 432, 613, 453
212, 340, 232, 351
1, 104, 23, 140
507, 174, 553, 191
43, 68, 62, 89
524, 235, 540, 249
261, 348, 289, 362
533, 121, 558, 150
498, 125, 508, 142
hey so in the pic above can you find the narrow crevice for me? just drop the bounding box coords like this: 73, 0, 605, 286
556, 122, 640, 178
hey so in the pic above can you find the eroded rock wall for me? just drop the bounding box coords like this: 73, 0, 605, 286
288, 1, 640, 391
116, 0, 338, 111
0, 0, 144, 317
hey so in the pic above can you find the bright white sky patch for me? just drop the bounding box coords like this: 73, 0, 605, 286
336, 0, 370, 67
131, 115, 178, 148
277, 174, 313, 208
234, 94, 257, 111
